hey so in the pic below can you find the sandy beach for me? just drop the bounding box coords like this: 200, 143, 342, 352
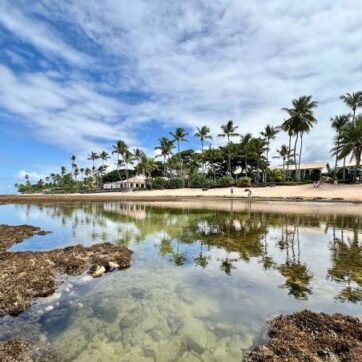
2, 183, 362, 203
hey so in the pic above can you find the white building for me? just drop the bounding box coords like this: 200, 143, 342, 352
103, 175, 147, 190
270, 162, 330, 179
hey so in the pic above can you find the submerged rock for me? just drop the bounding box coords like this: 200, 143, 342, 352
0, 224, 133, 316
0, 339, 58, 362
247, 310, 362, 362
0, 224, 51, 251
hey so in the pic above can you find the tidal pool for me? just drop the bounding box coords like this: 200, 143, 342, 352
0, 201, 361, 361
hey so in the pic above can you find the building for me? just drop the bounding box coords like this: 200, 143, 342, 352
103, 175, 147, 190
271, 162, 330, 180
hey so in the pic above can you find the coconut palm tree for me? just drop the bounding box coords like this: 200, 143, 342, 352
133, 148, 146, 176
79, 168, 85, 181
282, 96, 318, 181
155, 137, 174, 177
137, 156, 157, 178
250, 137, 267, 183
338, 115, 362, 172
330, 115, 351, 181
340, 91, 362, 123
70, 155, 77, 175
87, 152, 99, 170
240, 133, 253, 175
194, 126, 212, 174
260, 125, 279, 182
280, 119, 295, 179
112, 141, 128, 179
260, 125, 279, 164
273, 144, 290, 180
170, 128, 188, 177
121, 150, 135, 180
218, 120, 239, 175
99, 151, 110, 166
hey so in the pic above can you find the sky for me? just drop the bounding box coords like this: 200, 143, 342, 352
1, 0, 362, 193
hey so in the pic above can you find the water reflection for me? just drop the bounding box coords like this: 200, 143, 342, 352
11, 202, 362, 303
3, 202, 362, 361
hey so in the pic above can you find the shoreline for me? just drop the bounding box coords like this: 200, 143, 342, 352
2, 184, 362, 205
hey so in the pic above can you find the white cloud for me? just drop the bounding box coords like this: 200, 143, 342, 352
16, 170, 46, 181
2, 0, 362, 166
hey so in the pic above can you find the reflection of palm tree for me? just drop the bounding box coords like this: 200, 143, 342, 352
159, 236, 173, 256
219, 253, 237, 275
173, 240, 186, 266
329, 227, 361, 302
278, 223, 313, 299
194, 242, 209, 268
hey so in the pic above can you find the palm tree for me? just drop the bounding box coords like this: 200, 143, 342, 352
282, 96, 318, 181
240, 133, 253, 176
280, 119, 295, 179
70, 155, 77, 174
137, 156, 157, 178
87, 152, 99, 170
273, 145, 290, 180
121, 150, 134, 180
260, 125, 279, 163
218, 120, 239, 175
133, 148, 146, 176
340, 91, 362, 123
338, 115, 362, 172
330, 115, 350, 181
79, 168, 85, 181
194, 126, 212, 174
260, 125, 279, 182
155, 137, 174, 177
112, 141, 128, 180
170, 128, 188, 177
250, 137, 267, 183
99, 151, 110, 166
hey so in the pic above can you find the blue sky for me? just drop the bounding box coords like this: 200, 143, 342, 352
1, 0, 362, 193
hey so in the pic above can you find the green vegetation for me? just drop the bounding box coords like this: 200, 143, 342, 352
16, 91, 362, 193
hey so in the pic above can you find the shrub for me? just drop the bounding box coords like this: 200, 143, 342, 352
190, 174, 211, 188
147, 177, 168, 189
218, 175, 235, 187
236, 176, 252, 187
269, 169, 284, 183
168, 177, 185, 189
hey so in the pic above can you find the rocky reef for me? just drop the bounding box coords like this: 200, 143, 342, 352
0, 223, 133, 360
247, 310, 362, 361
0, 224, 133, 317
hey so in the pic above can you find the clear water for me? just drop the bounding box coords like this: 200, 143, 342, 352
0, 202, 361, 361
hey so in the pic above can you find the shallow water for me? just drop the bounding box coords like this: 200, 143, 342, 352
0, 202, 361, 361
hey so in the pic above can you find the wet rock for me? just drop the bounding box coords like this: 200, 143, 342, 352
0, 339, 57, 362
90, 265, 106, 278
0, 231, 133, 316
0, 224, 50, 251
107, 261, 119, 271
247, 310, 362, 362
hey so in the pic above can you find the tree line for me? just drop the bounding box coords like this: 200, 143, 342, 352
16, 91, 362, 193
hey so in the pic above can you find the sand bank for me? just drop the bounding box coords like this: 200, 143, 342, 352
2, 183, 362, 204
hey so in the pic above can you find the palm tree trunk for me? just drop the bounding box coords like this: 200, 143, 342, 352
164, 155, 167, 177
178, 140, 182, 178
286, 134, 292, 179
343, 157, 346, 181
116, 154, 121, 180
282, 157, 285, 180
334, 138, 340, 182
201, 140, 204, 174
298, 132, 303, 181
293, 133, 299, 181
227, 135, 231, 175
